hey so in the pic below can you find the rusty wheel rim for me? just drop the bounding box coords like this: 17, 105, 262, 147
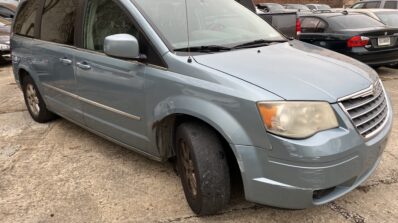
179, 140, 198, 197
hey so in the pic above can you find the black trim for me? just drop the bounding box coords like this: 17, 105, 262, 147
74, 0, 85, 48
35, 0, 45, 39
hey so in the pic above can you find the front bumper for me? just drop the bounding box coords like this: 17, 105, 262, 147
233, 100, 393, 209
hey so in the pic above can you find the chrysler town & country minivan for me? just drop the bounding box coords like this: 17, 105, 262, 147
11, 0, 392, 215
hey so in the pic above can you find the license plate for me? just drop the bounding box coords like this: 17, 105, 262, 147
378, 37, 391, 46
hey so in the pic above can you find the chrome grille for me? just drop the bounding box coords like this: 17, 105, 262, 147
340, 81, 388, 138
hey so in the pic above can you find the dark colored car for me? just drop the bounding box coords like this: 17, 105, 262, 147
298, 12, 398, 67
0, 17, 11, 64
0, 1, 17, 20
236, 0, 298, 38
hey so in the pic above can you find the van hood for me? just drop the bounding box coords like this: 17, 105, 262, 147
193, 40, 378, 103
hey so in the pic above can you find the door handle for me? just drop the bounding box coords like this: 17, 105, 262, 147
59, 58, 72, 65
76, 61, 91, 70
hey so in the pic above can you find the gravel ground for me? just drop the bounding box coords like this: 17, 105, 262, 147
0, 65, 397, 223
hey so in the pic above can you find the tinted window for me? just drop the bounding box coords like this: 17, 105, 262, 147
40, 0, 78, 45
364, 1, 381, 8
13, 1, 37, 37
301, 17, 327, 33
375, 11, 398, 26
329, 14, 385, 29
0, 6, 14, 18
384, 1, 398, 8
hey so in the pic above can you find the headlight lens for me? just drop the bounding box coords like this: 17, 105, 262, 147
257, 101, 338, 139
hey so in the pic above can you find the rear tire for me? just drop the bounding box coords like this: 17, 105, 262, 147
176, 122, 230, 215
22, 75, 57, 123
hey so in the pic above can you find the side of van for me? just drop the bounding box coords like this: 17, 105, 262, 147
12, 0, 392, 215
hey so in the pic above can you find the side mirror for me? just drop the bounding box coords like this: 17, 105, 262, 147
104, 34, 140, 59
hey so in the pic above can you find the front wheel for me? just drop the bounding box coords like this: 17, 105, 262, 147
176, 122, 230, 215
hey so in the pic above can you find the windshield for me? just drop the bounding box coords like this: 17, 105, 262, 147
133, 0, 284, 49
375, 12, 398, 27
329, 14, 385, 29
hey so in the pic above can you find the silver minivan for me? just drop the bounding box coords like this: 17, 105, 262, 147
11, 0, 392, 215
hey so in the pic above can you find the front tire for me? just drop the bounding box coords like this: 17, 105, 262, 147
176, 122, 230, 215
22, 75, 57, 123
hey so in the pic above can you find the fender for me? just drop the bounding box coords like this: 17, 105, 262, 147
152, 95, 254, 148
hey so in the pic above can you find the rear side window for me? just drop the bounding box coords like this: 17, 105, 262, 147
300, 17, 327, 33
14, 1, 38, 37
329, 14, 385, 29
40, 0, 78, 45
384, 1, 398, 8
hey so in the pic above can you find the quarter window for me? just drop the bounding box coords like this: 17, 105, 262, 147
13, 1, 38, 37
40, 0, 78, 45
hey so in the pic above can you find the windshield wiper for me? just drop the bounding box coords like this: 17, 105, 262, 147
174, 45, 232, 53
233, 39, 287, 49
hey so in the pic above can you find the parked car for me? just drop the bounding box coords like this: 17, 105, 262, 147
0, 1, 17, 20
348, 9, 398, 68
257, 3, 288, 12
351, 0, 398, 9
306, 4, 332, 11
284, 4, 312, 12
12, 0, 392, 215
348, 9, 398, 27
0, 17, 10, 64
298, 11, 398, 67
237, 0, 298, 38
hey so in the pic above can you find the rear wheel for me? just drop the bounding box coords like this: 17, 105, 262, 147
22, 75, 57, 123
176, 122, 230, 215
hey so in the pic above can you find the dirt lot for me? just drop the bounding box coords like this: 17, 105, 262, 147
0, 64, 397, 223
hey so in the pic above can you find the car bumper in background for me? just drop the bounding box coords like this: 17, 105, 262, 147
0, 50, 11, 63
347, 48, 398, 66
232, 100, 393, 209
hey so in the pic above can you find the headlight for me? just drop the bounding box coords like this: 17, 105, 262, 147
257, 101, 338, 139
0, 44, 10, 50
